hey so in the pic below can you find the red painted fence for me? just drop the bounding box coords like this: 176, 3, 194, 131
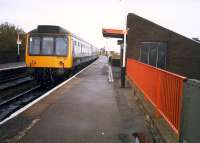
127, 59, 186, 134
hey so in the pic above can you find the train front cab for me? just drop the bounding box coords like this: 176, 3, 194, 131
25, 33, 73, 82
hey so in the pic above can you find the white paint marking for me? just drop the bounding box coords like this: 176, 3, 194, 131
135, 137, 140, 143
108, 65, 114, 82
0, 60, 97, 125
5, 119, 40, 142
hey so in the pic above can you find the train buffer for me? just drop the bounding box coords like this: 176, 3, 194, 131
0, 56, 152, 143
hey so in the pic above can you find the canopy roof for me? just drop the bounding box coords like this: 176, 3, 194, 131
102, 28, 127, 38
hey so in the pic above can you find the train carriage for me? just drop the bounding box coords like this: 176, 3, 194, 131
25, 25, 98, 82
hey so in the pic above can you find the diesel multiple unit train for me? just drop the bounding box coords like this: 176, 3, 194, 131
25, 25, 98, 82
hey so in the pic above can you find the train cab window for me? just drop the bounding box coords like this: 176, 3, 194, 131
41, 37, 54, 55
55, 37, 68, 56
29, 37, 40, 55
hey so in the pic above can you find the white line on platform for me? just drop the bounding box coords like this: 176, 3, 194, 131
0, 65, 26, 72
0, 60, 97, 125
108, 65, 114, 82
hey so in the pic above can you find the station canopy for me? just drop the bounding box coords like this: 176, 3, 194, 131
102, 28, 127, 39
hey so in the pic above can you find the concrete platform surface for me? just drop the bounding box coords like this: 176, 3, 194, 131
0, 62, 25, 71
0, 56, 151, 143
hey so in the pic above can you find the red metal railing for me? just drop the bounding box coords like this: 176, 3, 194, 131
127, 59, 186, 134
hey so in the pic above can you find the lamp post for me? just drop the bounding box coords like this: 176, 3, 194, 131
121, 28, 127, 88
120, 0, 128, 88
16, 32, 22, 61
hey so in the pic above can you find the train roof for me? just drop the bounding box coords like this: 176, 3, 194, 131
28, 25, 98, 48
29, 25, 69, 34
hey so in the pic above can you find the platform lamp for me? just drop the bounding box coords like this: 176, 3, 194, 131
121, 27, 128, 88
119, 0, 128, 88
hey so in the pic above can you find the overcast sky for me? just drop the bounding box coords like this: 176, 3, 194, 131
0, 0, 200, 51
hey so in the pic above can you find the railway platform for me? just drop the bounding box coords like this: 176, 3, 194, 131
0, 56, 152, 143
0, 62, 25, 71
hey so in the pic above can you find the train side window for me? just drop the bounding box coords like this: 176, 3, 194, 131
81, 44, 83, 53
29, 37, 40, 55
41, 37, 54, 55
55, 37, 68, 56
78, 46, 80, 55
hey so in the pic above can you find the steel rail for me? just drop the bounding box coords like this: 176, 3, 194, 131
0, 85, 41, 107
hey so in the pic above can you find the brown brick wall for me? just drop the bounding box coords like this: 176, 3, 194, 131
127, 13, 200, 79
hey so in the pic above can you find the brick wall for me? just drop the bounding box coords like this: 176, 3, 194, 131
127, 13, 200, 80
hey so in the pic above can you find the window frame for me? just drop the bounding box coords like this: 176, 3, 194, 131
28, 34, 68, 57
29, 36, 41, 55
55, 36, 68, 56
139, 41, 167, 69
41, 36, 54, 56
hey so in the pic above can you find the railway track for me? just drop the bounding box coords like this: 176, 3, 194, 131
0, 67, 33, 91
0, 67, 40, 121
0, 73, 30, 85
0, 76, 33, 91
0, 84, 48, 121
0, 67, 27, 82
0, 59, 96, 123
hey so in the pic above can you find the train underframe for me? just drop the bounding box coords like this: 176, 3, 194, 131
28, 67, 71, 83
29, 56, 98, 83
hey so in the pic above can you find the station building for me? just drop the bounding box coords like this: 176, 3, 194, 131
127, 13, 200, 80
